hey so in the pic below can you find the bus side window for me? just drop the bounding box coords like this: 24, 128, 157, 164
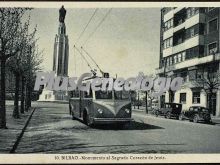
71, 90, 80, 98
84, 90, 93, 98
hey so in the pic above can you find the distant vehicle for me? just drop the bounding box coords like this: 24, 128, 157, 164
151, 103, 159, 110
132, 100, 142, 107
151, 100, 159, 111
179, 106, 212, 123
147, 103, 159, 112
69, 87, 132, 127
155, 103, 182, 119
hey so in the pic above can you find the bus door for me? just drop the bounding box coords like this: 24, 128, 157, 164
80, 90, 93, 117
71, 89, 81, 118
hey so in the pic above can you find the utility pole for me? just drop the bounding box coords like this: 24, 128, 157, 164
145, 91, 148, 114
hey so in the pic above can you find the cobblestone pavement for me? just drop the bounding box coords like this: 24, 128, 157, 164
15, 102, 220, 153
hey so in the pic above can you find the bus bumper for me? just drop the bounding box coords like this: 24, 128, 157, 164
92, 118, 133, 124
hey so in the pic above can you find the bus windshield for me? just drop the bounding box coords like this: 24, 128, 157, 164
114, 91, 130, 100
95, 91, 113, 99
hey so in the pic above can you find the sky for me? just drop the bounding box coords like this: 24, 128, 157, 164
26, 7, 161, 78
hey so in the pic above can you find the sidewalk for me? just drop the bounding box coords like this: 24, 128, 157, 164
0, 104, 34, 153
132, 106, 154, 115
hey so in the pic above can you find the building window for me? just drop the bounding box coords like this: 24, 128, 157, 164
166, 58, 170, 66
186, 24, 204, 39
168, 51, 187, 65
187, 8, 191, 18
178, 53, 182, 62
173, 29, 185, 46
174, 55, 177, 64
189, 69, 197, 81
174, 8, 187, 27
169, 56, 173, 65
186, 46, 204, 60
177, 37, 183, 45
196, 69, 203, 79
208, 42, 217, 55
163, 37, 173, 49
186, 46, 198, 59
163, 18, 173, 31
187, 7, 199, 19
208, 18, 218, 33
190, 28, 195, 37
180, 93, 186, 104
208, 7, 215, 11
182, 51, 186, 61
180, 71, 187, 82
192, 92, 200, 104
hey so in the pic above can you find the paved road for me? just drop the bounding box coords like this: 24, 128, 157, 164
15, 102, 220, 153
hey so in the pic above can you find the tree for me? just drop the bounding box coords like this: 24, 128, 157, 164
24, 44, 43, 111
7, 16, 38, 117
194, 65, 220, 115
0, 8, 28, 128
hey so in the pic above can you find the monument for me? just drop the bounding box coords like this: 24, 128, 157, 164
38, 6, 69, 101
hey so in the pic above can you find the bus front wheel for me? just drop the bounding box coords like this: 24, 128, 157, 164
83, 110, 93, 127
69, 104, 72, 115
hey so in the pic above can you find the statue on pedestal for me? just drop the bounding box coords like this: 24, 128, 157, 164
59, 5, 66, 23
38, 5, 69, 102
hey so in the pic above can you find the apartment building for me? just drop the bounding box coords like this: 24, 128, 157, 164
157, 7, 220, 116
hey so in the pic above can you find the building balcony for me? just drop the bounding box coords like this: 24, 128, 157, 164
173, 41, 185, 54
162, 35, 205, 59
185, 13, 205, 29
174, 7, 185, 14
163, 28, 173, 40
185, 35, 204, 50
163, 47, 173, 58
181, 80, 200, 89
156, 53, 220, 74
173, 21, 185, 33
164, 10, 174, 22
155, 67, 163, 75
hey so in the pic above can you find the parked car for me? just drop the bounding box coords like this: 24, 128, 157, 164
179, 106, 211, 123
155, 103, 182, 119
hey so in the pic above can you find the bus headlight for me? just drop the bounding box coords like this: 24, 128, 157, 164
125, 108, 130, 114
97, 109, 103, 114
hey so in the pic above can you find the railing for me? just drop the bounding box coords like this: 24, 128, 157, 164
156, 53, 220, 74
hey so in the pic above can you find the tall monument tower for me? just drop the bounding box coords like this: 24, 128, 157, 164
38, 6, 69, 102
53, 6, 69, 76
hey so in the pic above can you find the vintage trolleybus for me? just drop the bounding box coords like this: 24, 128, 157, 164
69, 84, 132, 127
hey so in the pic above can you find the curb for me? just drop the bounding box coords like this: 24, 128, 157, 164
9, 108, 36, 153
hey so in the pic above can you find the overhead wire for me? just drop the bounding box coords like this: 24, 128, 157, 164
73, 8, 158, 77
75, 8, 98, 45
74, 45, 94, 72
81, 46, 104, 75
82, 8, 112, 47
